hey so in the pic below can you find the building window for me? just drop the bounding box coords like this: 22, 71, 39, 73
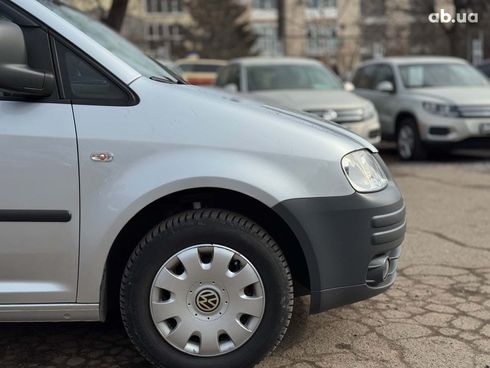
252, 0, 277, 9
145, 23, 184, 41
306, 23, 337, 56
145, 23, 158, 40
253, 23, 280, 56
168, 24, 184, 41
306, 0, 337, 8
146, 0, 183, 13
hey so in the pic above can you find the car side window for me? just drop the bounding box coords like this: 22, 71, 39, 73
352, 65, 377, 90
55, 40, 130, 105
374, 64, 396, 89
0, 12, 56, 99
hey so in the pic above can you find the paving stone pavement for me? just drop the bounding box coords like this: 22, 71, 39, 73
0, 151, 489, 368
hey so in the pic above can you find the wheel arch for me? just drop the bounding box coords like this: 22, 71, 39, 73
102, 187, 311, 319
395, 111, 418, 134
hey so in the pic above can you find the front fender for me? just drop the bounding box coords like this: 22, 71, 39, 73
76, 148, 345, 303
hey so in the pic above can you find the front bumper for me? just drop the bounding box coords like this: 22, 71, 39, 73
273, 169, 405, 313
418, 110, 490, 143
342, 117, 381, 146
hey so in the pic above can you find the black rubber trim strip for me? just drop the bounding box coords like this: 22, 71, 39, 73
51, 36, 140, 107
0, 1, 38, 27
372, 204, 406, 228
0, 210, 71, 222
371, 221, 406, 246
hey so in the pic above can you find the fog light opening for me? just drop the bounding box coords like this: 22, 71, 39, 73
367, 255, 390, 286
429, 127, 450, 136
382, 258, 390, 280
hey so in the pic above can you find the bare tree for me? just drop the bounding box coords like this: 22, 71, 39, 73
102, 0, 130, 32
438, 0, 488, 57
408, 0, 489, 58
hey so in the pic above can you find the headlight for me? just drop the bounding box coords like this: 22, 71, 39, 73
362, 104, 376, 120
341, 150, 388, 193
422, 102, 460, 117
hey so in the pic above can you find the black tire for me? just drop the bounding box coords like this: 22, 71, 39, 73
397, 118, 427, 161
120, 209, 293, 368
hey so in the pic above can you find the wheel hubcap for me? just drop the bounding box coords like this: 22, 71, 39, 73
398, 125, 415, 159
150, 244, 265, 357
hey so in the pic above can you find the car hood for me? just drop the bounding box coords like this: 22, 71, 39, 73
409, 86, 490, 105
248, 89, 370, 111
132, 79, 376, 156
199, 86, 375, 152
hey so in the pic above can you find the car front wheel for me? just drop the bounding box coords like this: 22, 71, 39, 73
120, 209, 293, 368
397, 118, 427, 160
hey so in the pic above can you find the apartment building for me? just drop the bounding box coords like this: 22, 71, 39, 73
69, 1, 349, 60
359, 0, 412, 60
358, 0, 488, 62
135, 0, 346, 62
66, 0, 190, 58
134, 0, 191, 58
248, 0, 342, 60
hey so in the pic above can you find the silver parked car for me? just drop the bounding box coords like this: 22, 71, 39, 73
0, 1, 405, 367
216, 57, 382, 145
352, 56, 490, 160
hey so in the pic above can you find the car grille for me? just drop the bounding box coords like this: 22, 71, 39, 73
306, 108, 364, 123
458, 105, 490, 118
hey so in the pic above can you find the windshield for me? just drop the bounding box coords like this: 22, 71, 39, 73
37, 0, 176, 81
399, 63, 488, 88
246, 64, 343, 92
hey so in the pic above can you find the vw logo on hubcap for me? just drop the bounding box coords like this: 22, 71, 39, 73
195, 289, 220, 313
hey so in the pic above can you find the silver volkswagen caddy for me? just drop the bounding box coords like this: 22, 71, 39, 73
0, 1, 405, 367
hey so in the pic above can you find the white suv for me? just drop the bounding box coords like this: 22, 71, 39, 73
352, 57, 490, 160
0, 1, 405, 367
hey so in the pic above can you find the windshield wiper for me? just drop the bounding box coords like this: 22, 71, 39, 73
150, 76, 186, 85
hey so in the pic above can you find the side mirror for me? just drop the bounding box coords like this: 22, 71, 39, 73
376, 80, 395, 93
0, 22, 54, 97
344, 81, 355, 92
224, 83, 238, 94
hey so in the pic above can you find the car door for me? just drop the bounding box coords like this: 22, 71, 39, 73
0, 6, 79, 303
369, 64, 398, 135
51, 37, 140, 303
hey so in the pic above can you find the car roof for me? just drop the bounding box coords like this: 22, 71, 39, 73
359, 56, 468, 66
230, 57, 323, 66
